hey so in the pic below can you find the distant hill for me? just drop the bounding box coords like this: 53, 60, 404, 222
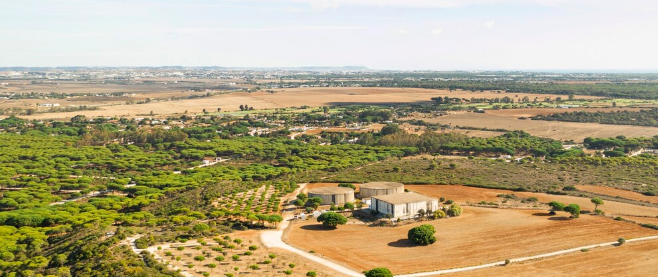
0, 66, 370, 72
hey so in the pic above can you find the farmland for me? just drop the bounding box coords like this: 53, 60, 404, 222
444, 239, 658, 277
416, 111, 658, 142
288, 204, 657, 275
15, 87, 602, 120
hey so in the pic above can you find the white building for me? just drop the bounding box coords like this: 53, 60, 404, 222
371, 193, 439, 220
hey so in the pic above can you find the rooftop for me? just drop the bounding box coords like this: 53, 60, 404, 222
361, 182, 404, 189
308, 186, 354, 195
372, 193, 437, 205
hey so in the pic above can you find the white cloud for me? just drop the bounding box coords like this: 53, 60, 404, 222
484, 21, 495, 29
391, 28, 408, 35
431, 27, 443, 35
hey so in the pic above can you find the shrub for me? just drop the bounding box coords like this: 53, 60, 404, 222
434, 210, 446, 219
306, 271, 317, 277
244, 251, 253, 256
407, 224, 437, 245
176, 246, 185, 251
249, 245, 258, 251
194, 256, 205, 261
365, 267, 393, 277
231, 255, 240, 261
212, 246, 223, 252
447, 204, 463, 217
284, 270, 293, 275
233, 239, 243, 244
618, 238, 626, 245
504, 259, 510, 265
269, 253, 276, 259
289, 263, 296, 269
206, 263, 217, 268
338, 183, 356, 190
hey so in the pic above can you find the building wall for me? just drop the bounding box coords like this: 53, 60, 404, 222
373, 198, 440, 219
308, 192, 355, 205
360, 186, 405, 198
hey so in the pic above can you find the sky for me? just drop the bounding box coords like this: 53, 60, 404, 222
2, 0, 658, 71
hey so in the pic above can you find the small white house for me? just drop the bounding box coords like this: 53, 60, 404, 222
371, 193, 439, 220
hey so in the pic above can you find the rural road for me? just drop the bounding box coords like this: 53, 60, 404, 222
260, 183, 364, 277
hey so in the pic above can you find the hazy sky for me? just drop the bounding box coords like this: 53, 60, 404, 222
2, 0, 658, 70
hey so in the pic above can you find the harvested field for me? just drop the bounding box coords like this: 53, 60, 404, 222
288, 206, 657, 275
154, 230, 340, 277
419, 112, 658, 142
575, 185, 658, 204
444, 239, 658, 277
406, 185, 658, 217
21, 87, 602, 120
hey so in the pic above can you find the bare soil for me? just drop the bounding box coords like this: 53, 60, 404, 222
444, 239, 658, 277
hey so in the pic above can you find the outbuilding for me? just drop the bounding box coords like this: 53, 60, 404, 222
308, 186, 355, 206
371, 193, 439, 220
359, 182, 404, 198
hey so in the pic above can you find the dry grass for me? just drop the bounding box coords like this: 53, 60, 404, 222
288, 206, 657, 275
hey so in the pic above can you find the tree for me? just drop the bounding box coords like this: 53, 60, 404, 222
365, 267, 393, 277
306, 197, 323, 207
316, 212, 347, 228
407, 224, 436, 245
239, 105, 245, 111
548, 201, 565, 215
447, 204, 462, 217
564, 204, 581, 218
268, 214, 283, 227
343, 202, 355, 211
193, 223, 210, 233
293, 199, 304, 210
618, 237, 626, 245
591, 198, 604, 212
434, 210, 446, 219
417, 209, 425, 220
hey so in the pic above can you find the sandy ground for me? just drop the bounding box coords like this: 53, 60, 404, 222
20, 87, 601, 120
406, 185, 658, 217
575, 185, 658, 204
443, 239, 658, 277
288, 206, 657, 275
419, 112, 658, 142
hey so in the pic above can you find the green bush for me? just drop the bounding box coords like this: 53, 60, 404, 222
407, 224, 437, 245
365, 267, 393, 277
